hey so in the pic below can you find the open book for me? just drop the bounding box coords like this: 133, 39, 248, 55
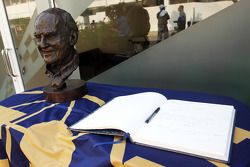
70, 92, 236, 163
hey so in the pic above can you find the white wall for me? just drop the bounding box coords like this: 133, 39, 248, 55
89, 0, 135, 7
55, 0, 94, 18
6, 1, 36, 19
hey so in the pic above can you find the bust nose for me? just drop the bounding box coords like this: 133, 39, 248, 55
40, 35, 48, 48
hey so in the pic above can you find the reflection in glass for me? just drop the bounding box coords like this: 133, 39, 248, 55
3, 0, 49, 90
56, 0, 234, 80
77, 3, 150, 54
4, 0, 36, 46
0, 35, 15, 100
74, 2, 153, 80
4, 0, 35, 6
0, 0, 234, 98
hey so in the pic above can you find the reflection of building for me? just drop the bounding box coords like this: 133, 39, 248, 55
5, 0, 36, 46
76, 0, 233, 50
4, 0, 35, 6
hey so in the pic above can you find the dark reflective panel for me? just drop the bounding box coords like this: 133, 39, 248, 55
75, 2, 152, 80
77, 3, 150, 55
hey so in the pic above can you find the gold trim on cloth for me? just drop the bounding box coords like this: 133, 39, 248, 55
9, 100, 46, 109
19, 91, 43, 94
208, 161, 229, 167
20, 121, 76, 167
233, 127, 250, 144
0, 159, 9, 167
0, 95, 106, 166
6, 127, 11, 162
110, 137, 164, 167
61, 101, 76, 122
83, 95, 105, 106
13, 103, 58, 124
124, 156, 164, 167
0, 106, 26, 139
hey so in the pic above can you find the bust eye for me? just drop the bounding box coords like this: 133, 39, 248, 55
45, 32, 57, 39
46, 34, 53, 40
34, 35, 41, 42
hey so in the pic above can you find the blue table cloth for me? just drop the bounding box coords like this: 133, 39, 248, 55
0, 82, 250, 167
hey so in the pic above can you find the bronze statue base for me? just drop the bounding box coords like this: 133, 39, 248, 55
44, 79, 87, 103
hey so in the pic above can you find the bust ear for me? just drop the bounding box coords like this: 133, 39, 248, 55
69, 31, 78, 45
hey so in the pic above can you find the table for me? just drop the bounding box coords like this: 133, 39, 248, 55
1, 82, 250, 167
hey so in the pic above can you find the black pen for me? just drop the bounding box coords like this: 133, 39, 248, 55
145, 107, 160, 123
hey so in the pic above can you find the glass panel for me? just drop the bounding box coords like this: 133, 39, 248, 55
0, 35, 15, 101
55, 0, 235, 80
3, 0, 49, 90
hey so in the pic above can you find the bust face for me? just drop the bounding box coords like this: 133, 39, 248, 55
34, 13, 71, 65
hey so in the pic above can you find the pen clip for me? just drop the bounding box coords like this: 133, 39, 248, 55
145, 107, 160, 123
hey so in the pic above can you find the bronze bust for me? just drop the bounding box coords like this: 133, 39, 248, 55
34, 8, 86, 102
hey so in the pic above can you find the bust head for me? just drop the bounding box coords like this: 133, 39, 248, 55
34, 8, 79, 89
34, 8, 78, 65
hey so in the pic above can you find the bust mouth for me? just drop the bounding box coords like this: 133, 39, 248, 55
40, 50, 56, 59
40, 48, 56, 54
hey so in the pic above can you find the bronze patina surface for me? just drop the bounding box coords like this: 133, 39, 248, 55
34, 8, 87, 102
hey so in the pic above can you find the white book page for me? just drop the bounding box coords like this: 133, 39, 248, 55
70, 92, 167, 135
132, 100, 235, 161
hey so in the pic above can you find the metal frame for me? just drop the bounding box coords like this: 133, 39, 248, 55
0, 0, 25, 94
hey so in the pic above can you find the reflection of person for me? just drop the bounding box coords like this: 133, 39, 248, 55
157, 4, 170, 42
106, 3, 150, 54
116, 5, 130, 37
117, 15, 130, 37
115, 4, 131, 53
90, 20, 96, 30
176, 5, 186, 32
34, 8, 79, 90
